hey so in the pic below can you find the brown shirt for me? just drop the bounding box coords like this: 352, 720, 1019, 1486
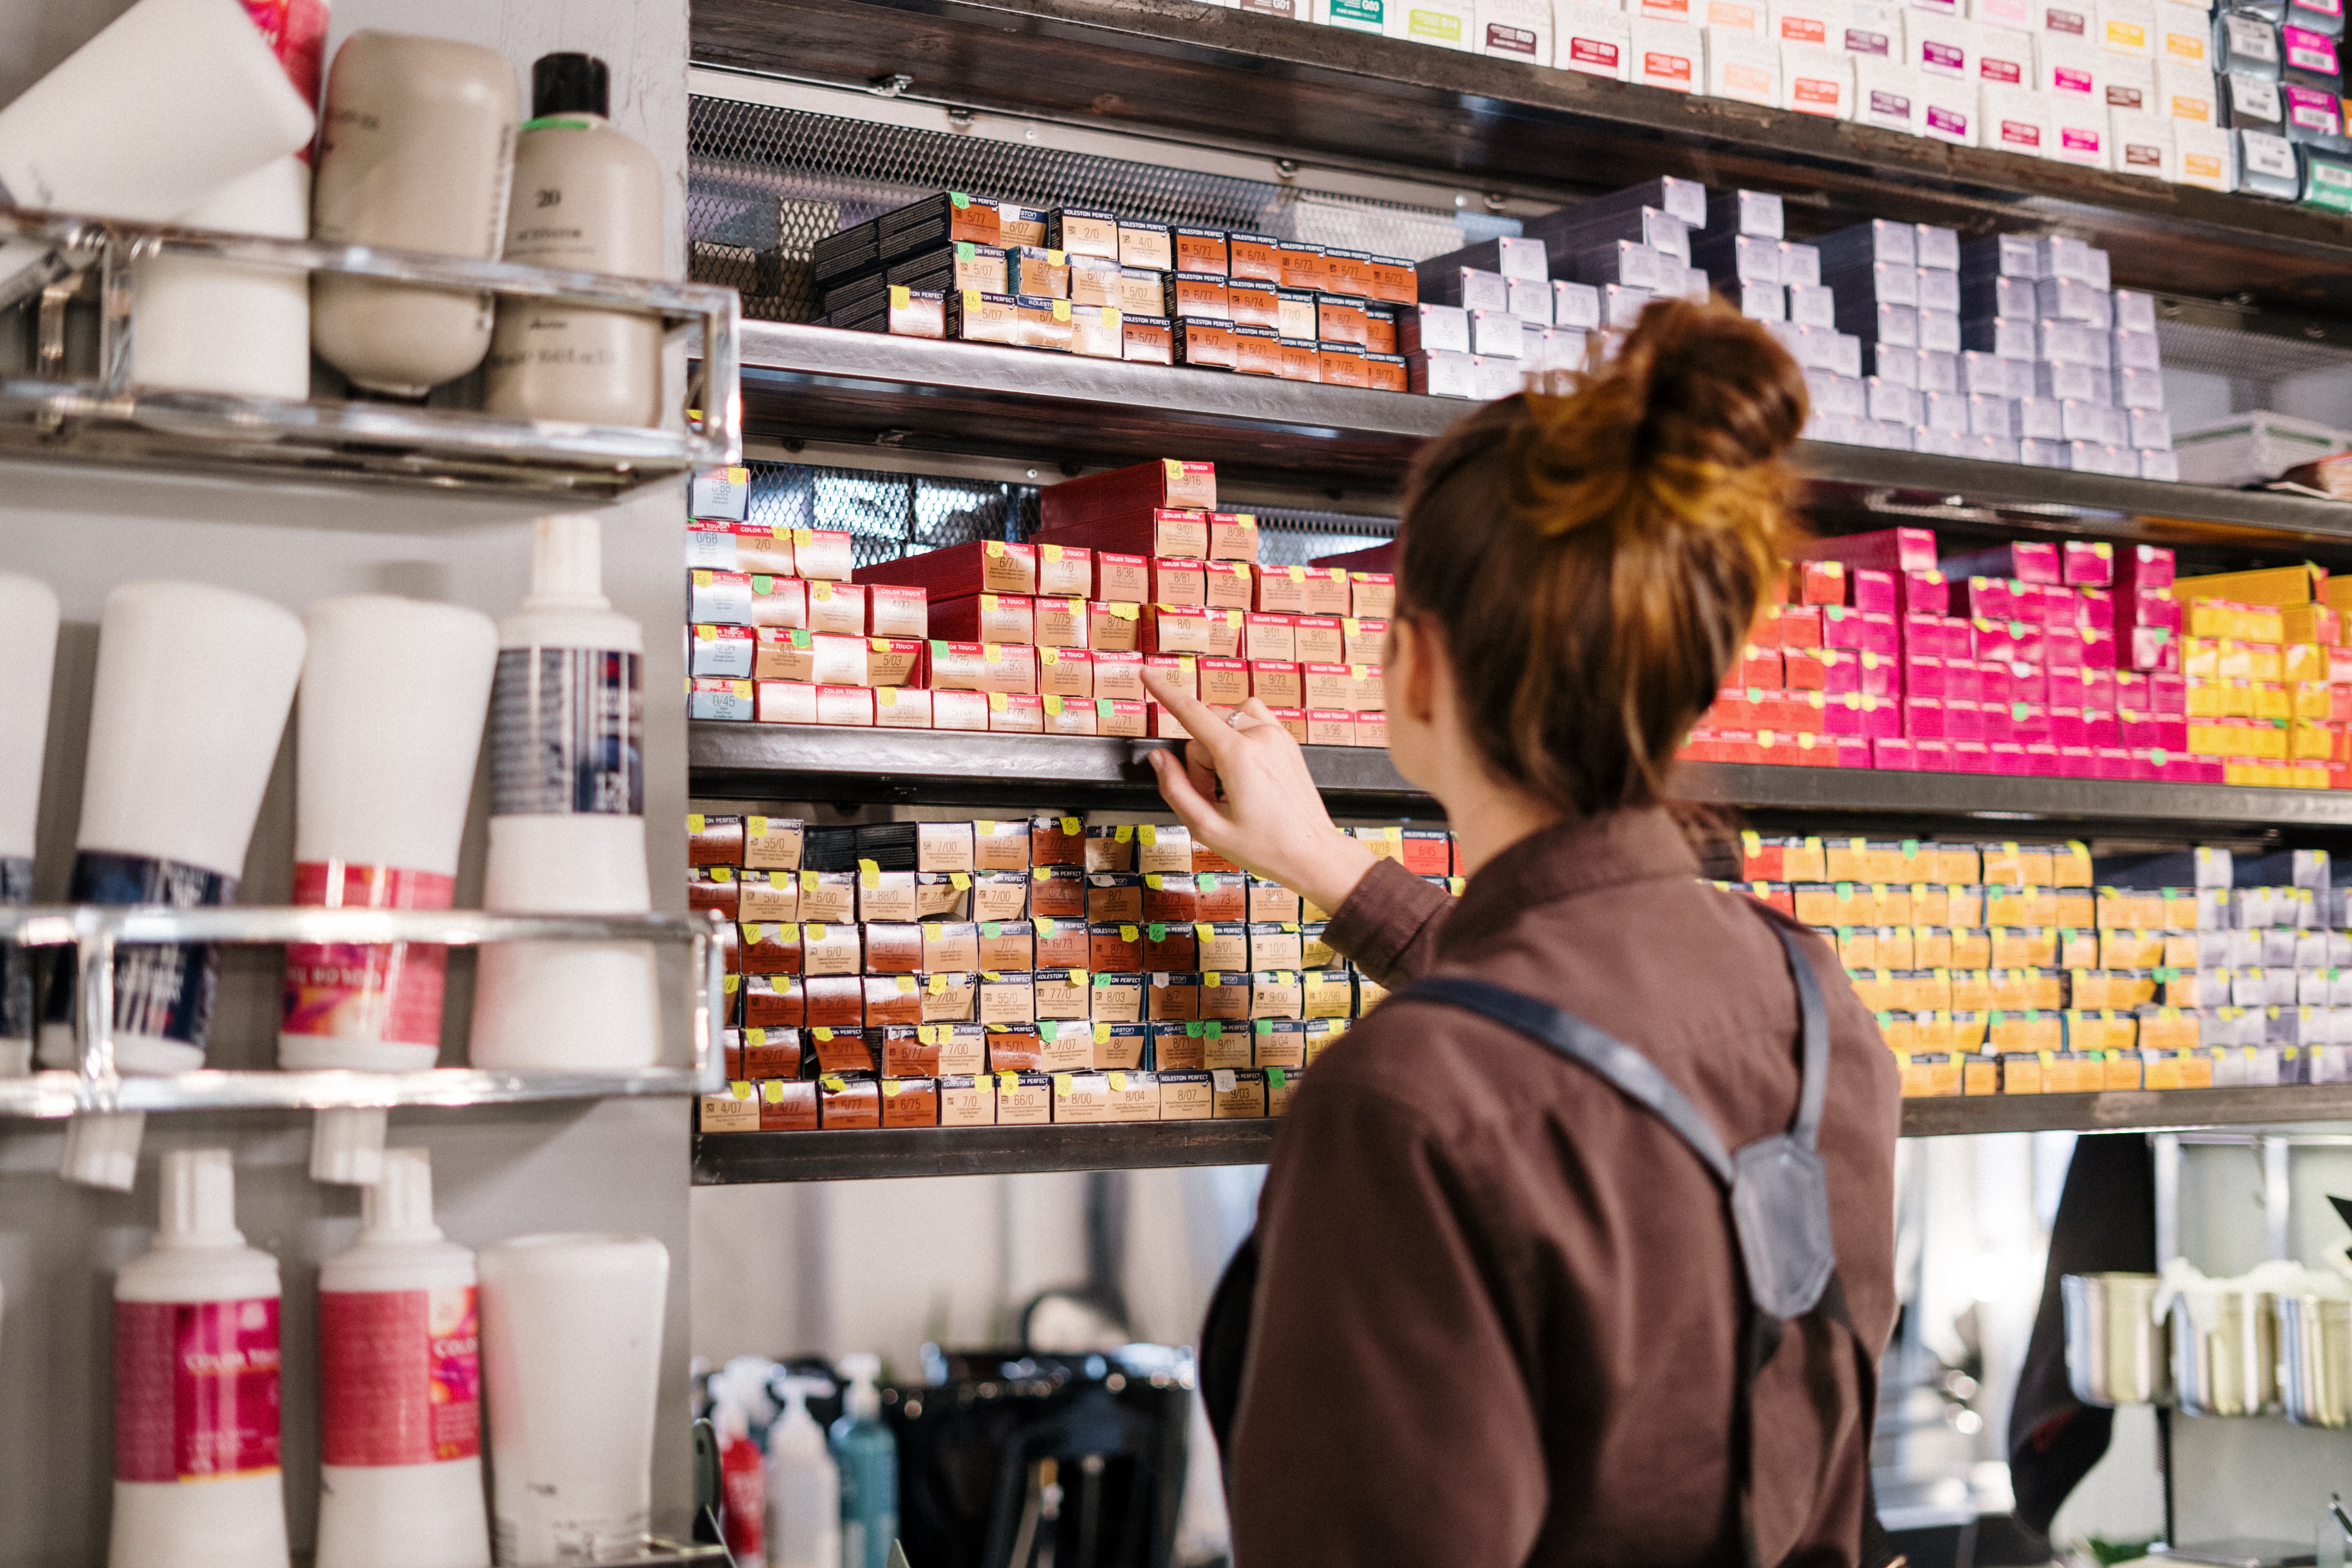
1229, 808, 1900, 1568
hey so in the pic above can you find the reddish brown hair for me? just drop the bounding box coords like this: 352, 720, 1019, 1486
1394, 296, 1808, 817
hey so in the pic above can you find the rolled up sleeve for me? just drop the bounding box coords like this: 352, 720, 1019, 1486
1322, 858, 1454, 987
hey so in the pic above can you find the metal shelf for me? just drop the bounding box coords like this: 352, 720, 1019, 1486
1, 906, 727, 1117
693, 0, 2352, 306
691, 1086, 2352, 1180
0, 206, 741, 501
691, 721, 2352, 836
733, 322, 2352, 551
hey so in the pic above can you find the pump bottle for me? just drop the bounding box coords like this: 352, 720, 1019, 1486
309, 32, 518, 397
315, 1149, 488, 1568
469, 516, 659, 1070
710, 1372, 768, 1568
830, 1355, 898, 1568
768, 1377, 842, 1568
109, 1149, 289, 1568
0, 574, 58, 1076
484, 53, 666, 428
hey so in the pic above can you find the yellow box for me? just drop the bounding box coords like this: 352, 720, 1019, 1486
2141, 1008, 2200, 1052
1948, 886, 1985, 928
2286, 641, 2330, 680
1990, 968, 2064, 1010
1878, 1011, 1917, 1052
2296, 682, 2332, 721
1986, 886, 2060, 926
1950, 929, 1992, 968
1963, 1055, 2002, 1095
1913, 926, 1955, 969
2254, 682, 2292, 721
2248, 646, 2284, 682
2052, 843, 2093, 888
2175, 563, 2327, 608
1948, 1011, 1990, 1052
1991, 927, 2057, 968
1980, 843, 2026, 887
1949, 968, 1993, 1011
1898, 1052, 1965, 1097
2284, 603, 2338, 648
2058, 928, 2101, 968
1990, 1010, 2063, 1052
1930, 844, 1981, 884
2182, 637, 2219, 679
2100, 929, 2164, 969
2000, 1054, 2045, 1094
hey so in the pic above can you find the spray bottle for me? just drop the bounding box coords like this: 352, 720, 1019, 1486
314, 1148, 487, 1568
469, 515, 659, 1069
830, 1355, 897, 1568
768, 1376, 841, 1568
109, 1149, 289, 1568
710, 1370, 767, 1568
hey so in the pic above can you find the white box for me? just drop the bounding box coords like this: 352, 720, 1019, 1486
1845, 0, 1905, 49
1783, 44, 1859, 108
1976, 22, 2036, 79
1560, 1, 1637, 72
1711, 24, 1785, 93
1907, 7, 1979, 71
2099, 0, 2156, 52
2140, 449, 2180, 481
2172, 114, 2233, 182
1771, 0, 1849, 44
1640, 0, 1699, 23
2103, 52, 2156, 109
2114, 287, 2157, 330
1780, 241, 1822, 285
1479, 0, 1558, 55
1553, 279, 1603, 326
2111, 106, 2176, 174
1706, 0, 1769, 28
1920, 346, 1960, 389
1387, 0, 1477, 47
2130, 406, 2172, 448
1508, 274, 1553, 322
1788, 280, 1839, 324
2173, 410, 2350, 485
2037, 29, 2105, 96
1313, 0, 1390, 32
2158, 60, 2217, 119
2051, 92, 2114, 161
1856, 53, 1928, 126
1920, 67, 1981, 137
2033, 0, 2095, 35
1634, 15, 1706, 84
2156, 6, 2209, 64
1982, 79, 2052, 150
1973, 0, 2036, 27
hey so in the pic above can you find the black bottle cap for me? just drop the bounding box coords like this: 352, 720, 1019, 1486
533, 53, 610, 117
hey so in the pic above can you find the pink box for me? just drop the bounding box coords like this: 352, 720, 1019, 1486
2010, 703, 2049, 746
1860, 612, 1899, 656
2094, 747, 2134, 780
2081, 627, 2118, 668
2024, 743, 2062, 776
1978, 660, 2012, 708
1822, 695, 1863, 737
2063, 540, 2115, 587
2075, 666, 2116, 710
2008, 661, 2047, 705
1945, 658, 1983, 704
1817, 649, 1862, 697
1990, 742, 2031, 775
1834, 736, 1872, 768
2152, 717, 2188, 752
1821, 606, 1870, 650
1873, 737, 1919, 770
2160, 754, 2202, 784
2114, 670, 2149, 710
2127, 587, 2182, 632
2075, 588, 2114, 630
2199, 758, 2226, 783
1903, 655, 1946, 699
2149, 672, 2185, 717
1946, 700, 1986, 744
1807, 527, 1938, 573
2045, 628, 2083, 673
1973, 618, 2021, 664
2012, 542, 2062, 585
1904, 696, 1946, 738
1855, 650, 1900, 698
1911, 738, 1951, 771
2039, 583, 2077, 626
2129, 749, 2160, 782
1899, 571, 1951, 617
1860, 693, 1902, 740
1952, 741, 1993, 774
1851, 568, 1896, 614
1953, 576, 2018, 622
2114, 543, 2176, 596
2048, 708, 2085, 748
2060, 745, 2095, 779
2130, 626, 2178, 672
2083, 710, 2119, 748
1980, 702, 2012, 745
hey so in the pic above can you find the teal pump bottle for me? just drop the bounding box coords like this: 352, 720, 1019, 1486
829, 1354, 898, 1568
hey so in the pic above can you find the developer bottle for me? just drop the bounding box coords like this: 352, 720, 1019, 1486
0, 575, 57, 1077
131, 154, 311, 401
315, 1149, 488, 1568
483, 53, 665, 428
39, 582, 306, 1076
310, 32, 518, 397
830, 1355, 898, 1568
767, 1378, 841, 1568
110, 1149, 289, 1568
469, 515, 659, 1069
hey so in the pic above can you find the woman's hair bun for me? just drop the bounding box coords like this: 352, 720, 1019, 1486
1612, 296, 1810, 472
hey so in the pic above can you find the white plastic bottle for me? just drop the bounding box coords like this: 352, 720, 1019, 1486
0, 574, 58, 1077
38, 582, 306, 1076
309, 32, 518, 397
469, 516, 658, 1070
483, 53, 666, 428
109, 1148, 290, 1568
767, 1378, 842, 1568
130, 154, 311, 401
315, 1149, 489, 1568
0, 0, 315, 223
478, 1233, 670, 1562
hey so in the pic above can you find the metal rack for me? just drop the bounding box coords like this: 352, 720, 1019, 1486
0, 904, 728, 1118
0, 205, 743, 499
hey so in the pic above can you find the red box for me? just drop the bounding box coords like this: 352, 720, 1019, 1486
930, 593, 1035, 646
1873, 737, 1918, 769
1739, 644, 1783, 688
1777, 606, 1823, 647
1041, 460, 1218, 530
1040, 507, 1211, 561
856, 539, 1038, 597
1803, 527, 1938, 574
1783, 647, 1827, 691
2113, 542, 2176, 596
1798, 560, 1847, 605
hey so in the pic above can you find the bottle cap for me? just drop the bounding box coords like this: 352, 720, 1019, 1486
361, 1147, 445, 1242
59, 1109, 145, 1192
309, 1105, 388, 1186
527, 514, 613, 610
533, 53, 610, 117
160, 1148, 243, 1246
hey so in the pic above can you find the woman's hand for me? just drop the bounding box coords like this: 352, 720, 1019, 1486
1138, 667, 1378, 917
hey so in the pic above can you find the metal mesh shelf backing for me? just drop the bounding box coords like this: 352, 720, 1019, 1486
745, 460, 1397, 567
688, 95, 1492, 321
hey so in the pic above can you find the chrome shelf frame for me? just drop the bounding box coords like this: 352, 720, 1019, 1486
0, 205, 743, 499
0, 905, 729, 1118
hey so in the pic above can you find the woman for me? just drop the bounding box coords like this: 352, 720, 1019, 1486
1136, 298, 1902, 1568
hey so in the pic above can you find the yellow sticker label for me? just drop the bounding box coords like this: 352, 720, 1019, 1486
1055, 1074, 1074, 1097
1000, 1072, 1019, 1093
896, 975, 917, 993
990, 692, 1009, 711
987, 541, 1006, 557
951, 872, 971, 889
1033, 865, 1049, 881
860, 859, 880, 889
928, 974, 947, 994
801, 869, 819, 891
1109, 1070, 1127, 1092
